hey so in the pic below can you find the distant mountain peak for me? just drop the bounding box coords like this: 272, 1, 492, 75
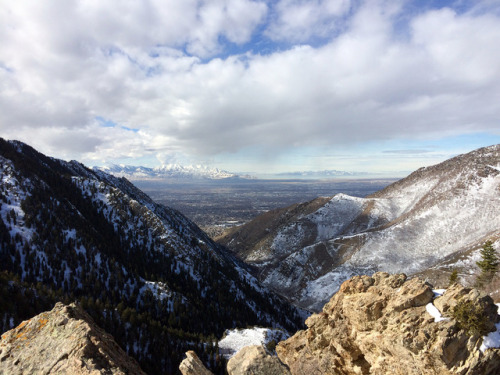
95, 163, 253, 180
274, 169, 369, 179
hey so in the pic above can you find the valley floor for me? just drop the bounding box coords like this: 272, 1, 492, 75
135, 178, 397, 229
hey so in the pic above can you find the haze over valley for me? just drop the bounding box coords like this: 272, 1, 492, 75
130, 178, 396, 232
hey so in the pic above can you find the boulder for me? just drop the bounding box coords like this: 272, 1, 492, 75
0, 302, 146, 374
179, 350, 213, 375
227, 345, 290, 375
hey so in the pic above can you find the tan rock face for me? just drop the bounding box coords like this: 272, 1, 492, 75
227, 345, 291, 375
276, 272, 500, 375
179, 350, 213, 375
0, 302, 146, 375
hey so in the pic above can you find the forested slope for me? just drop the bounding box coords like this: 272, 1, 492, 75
0, 138, 302, 374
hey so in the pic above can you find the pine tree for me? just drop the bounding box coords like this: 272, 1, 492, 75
449, 269, 458, 285
476, 241, 498, 286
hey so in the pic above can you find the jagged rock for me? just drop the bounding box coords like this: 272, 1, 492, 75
179, 351, 213, 375
434, 282, 499, 328
0, 302, 146, 375
276, 272, 500, 375
227, 345, 291, 375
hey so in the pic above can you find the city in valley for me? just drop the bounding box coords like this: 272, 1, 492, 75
133, 178, 397, 236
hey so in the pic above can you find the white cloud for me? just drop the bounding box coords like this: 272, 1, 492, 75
0, 1, 500, 170
187, 0, 268, 56
265, 0, 352, 42
411, 8, 500, 85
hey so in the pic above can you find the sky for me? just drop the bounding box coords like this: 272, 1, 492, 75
1, 0, 500, 177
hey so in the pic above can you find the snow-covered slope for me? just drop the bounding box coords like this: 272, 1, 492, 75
96, 163, 251, 180
219, 145, 500, 311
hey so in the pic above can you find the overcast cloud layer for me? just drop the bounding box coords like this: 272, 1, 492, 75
1, 0, 500, 173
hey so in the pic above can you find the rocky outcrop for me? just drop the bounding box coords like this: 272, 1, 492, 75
179, 350, 214, 375
0, 302, 146, 375
227, 345, 290, 375
276, 272, 500, 375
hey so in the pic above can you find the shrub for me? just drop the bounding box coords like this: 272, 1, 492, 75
265, 339, 277, 353
451, 299, 490, 337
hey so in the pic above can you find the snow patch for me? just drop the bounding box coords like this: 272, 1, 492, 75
432, 289, 446, 297
218, 327, 289, 359
426, 289, 449, 322
425, 303, 448, 322
487, 165, 500, 172
480, 303, 500, 352
140, 281, 173, 301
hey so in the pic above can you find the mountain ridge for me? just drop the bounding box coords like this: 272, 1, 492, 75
95, 163, 254, 180
96, 163, 377, 181
274, 169, 371, 179
218, 144, 500, 311
0, 138, 303, 374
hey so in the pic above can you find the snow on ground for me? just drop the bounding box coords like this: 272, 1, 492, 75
309, 194, 365, 241
218, 327, 289, 359
347, 170, 500, 274
259, 155, 499, 312
386, 177, 440, 217
426, 289, 449, 323
481, 322, 500, 352
449, 250, 483, 275
140, 281, 172, 301
488, 165, 500, 172
433, 289, 446, 297
0, 158, 34, 243
480, 303, 500, 352
425, 303, 448, 323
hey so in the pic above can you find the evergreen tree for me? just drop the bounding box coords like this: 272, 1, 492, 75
449, 269, 458, 285
476, 241, 498, 286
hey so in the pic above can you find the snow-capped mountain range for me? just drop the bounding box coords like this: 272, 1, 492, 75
274, 169, 369, 178
218, 145, 500, 311
96, 164, 370, 181
96, 163, 252, 180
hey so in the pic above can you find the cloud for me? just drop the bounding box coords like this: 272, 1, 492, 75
188, 0, 268, 56
1, 0, 500, 168
264, 0, 352, 42
411, 7, 500, 85
160, 1, 500, 154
